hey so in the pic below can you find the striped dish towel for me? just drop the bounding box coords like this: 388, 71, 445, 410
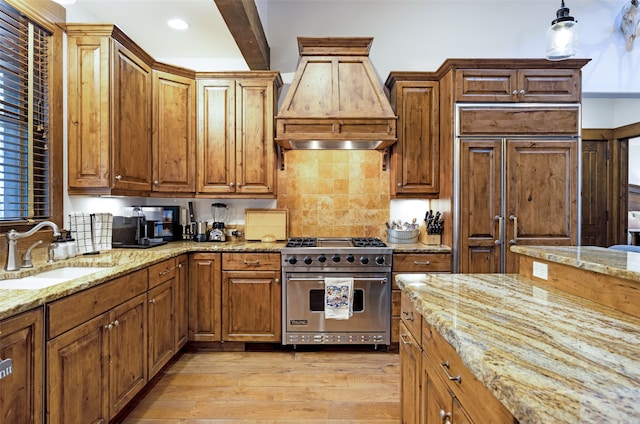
69, 212, 113, 254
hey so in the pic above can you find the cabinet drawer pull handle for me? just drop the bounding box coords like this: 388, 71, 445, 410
158, 268, 171, 276
401, 311, 414, 322
105, 323, 113, 330
399, 333, 413, 345
243, 260, 260, 266
115, 174, 122, 181
113, 320, 119, 327
439, 360, 462, 383
512, 90, 518, 96
150, 299, 156, 304
274, 278, 280, 284
413, 260, 431, 265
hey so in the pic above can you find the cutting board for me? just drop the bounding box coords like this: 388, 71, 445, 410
244, 209, 288, 241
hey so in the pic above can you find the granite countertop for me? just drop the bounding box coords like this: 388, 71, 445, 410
0, 239, 450, 320
511, 245, 640, 282
396, 273, 640, 423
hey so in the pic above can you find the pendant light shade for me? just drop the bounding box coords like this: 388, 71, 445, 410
546, 1, 579, 60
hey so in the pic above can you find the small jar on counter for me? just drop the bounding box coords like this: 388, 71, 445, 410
65, 231, 77, 258
52, 235, 68, 260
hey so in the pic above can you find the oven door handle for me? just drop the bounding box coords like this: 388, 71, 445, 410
297, 277, 388, 284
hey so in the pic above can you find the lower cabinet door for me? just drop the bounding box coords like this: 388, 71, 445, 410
221, 270, 281, 342
148, 280, 175, 379
399, 322, 421, 424
109, 293, 148, 417
0, 308, 43, 424
47, 312, 110, 424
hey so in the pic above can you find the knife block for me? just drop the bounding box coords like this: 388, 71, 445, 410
419, 223, 441, 245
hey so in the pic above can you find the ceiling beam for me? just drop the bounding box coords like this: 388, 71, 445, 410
214, 0, 270, 70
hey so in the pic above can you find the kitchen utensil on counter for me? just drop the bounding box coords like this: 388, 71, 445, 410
210, 203, 229, 242
194, 221, 209, 242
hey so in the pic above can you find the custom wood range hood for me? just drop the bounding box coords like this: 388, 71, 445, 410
275, 37, 397, 150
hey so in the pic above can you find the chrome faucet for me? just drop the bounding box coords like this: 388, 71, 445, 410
5, 221, 61, 271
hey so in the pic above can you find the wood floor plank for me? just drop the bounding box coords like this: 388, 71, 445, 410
121, 350, 400, 423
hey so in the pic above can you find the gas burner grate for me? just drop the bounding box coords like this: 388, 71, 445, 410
286, 237, 317, 247
351, 237, 387, 247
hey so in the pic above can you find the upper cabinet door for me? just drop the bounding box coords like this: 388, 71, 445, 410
152, 70, 196, 193
235, 79, 276, 195
391, 81, 440, 197
111, 42, 152, 193
67, 25, 154, 196
455, 68, 581, 103
67, 33, 111, 191
197, 79, 236, 194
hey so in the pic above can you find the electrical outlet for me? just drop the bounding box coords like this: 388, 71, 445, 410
532, 261, 548, 280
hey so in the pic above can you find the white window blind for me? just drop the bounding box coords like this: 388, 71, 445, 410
0, 0, 50, 221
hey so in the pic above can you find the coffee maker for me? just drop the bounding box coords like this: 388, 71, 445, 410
209, 203, 229, 242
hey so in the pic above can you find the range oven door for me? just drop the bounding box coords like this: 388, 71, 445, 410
283, 272, 390, 337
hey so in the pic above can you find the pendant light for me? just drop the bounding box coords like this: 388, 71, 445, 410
546, 0, 579, 60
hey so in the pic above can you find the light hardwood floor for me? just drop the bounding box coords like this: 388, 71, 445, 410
121, 348, 400, 423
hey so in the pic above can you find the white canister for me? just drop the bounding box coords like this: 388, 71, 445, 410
65, 231, 77, 258
52, 236, 68, 260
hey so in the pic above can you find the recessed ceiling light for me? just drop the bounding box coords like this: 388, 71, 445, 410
167, 18, 189, 31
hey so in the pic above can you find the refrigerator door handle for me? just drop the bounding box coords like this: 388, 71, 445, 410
509, 215, 518, 245
494, 215, 503, 245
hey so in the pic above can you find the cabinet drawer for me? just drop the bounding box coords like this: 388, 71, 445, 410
400, 292, 421, 341
222, 253, 280, 271
47, 269, 148, 339
393, 253, 451, 272
148, 258, 176, 289
422, 319, 515, 424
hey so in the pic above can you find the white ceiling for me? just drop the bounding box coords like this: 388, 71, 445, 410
63, 0, 250, 70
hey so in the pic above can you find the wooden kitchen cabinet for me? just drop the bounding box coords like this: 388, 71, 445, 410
423, 353, 473, 424
392, 253, 451, 343
188, 253, 222, 342
421, 319, 515, 424
221, 253, 281, 342
458, 107, 578, 274
152, 66, 197, 194
454, 66, 581, 103
175, 254, 189, 350
147, 258, 177, 379
197, 73, 282, 197
399, 303, 422, 424
0, 308, 43, 424
386, 74, 440, 197
67, 24, 153, 196
399, 292, 515, 424
46, 269, 148, 422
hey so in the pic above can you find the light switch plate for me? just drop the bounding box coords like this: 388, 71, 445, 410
532, 261, 548, 280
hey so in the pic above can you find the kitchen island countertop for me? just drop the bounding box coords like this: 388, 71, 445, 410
511, 245, 640, 282
397, 246, 640, 423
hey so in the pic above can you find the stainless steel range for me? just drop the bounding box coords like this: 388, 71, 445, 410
281, 237, 392, 347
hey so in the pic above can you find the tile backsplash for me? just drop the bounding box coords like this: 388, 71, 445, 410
277, 150, 390, 237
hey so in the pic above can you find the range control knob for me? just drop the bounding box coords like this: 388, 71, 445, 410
360, 256, 370, 265
332, 254, 341, 263
304, 256, 313, 265
375, 256, 385, 265
287, 256, 297, 265
346, 254, 355, 263
318, 254, 327, 263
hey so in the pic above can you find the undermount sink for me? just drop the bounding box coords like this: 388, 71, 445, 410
0, 267, 109, 290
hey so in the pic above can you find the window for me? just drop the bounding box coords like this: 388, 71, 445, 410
0, 1, 51, 221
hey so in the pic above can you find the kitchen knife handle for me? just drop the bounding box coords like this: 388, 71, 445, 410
509, 215, 518, 245
494, 215, 503, 245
